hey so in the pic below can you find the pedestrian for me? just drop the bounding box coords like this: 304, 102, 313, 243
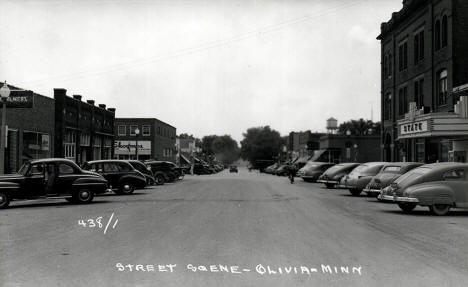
287, 163, 297, 184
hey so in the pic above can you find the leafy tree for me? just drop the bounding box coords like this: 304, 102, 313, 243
179, 133, 194, 139
240, 126, 283, 168
200, 135, 240, 165
338, 119, 381, 136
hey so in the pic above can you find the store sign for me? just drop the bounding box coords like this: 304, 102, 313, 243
400, 121, 428, 136
114, 140, 151, 155
7, 90, 34, 108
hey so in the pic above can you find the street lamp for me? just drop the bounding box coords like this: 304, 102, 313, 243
0, 82, 11, 174
353, 143, 359, 162
135, 127, 140, 160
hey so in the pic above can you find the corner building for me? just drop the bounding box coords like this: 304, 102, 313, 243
378, 0, 468, 163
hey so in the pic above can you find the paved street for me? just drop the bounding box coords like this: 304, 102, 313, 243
1, 168, 468, 287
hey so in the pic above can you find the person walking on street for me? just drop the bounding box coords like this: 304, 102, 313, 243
287, 163, 297, 184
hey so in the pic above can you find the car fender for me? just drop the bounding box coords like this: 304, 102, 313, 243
0, 182, 21, 195
406, 183, 454, 206
72, 176, 108, 193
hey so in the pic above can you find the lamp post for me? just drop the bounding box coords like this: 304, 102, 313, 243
134, 128, 140, 160
353, 143, 359, 162
0, 82, 11, 174
345, 130, 352, 161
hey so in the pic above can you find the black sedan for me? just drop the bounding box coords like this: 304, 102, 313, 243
127, 160, 155, 185
0, 158, 108, 209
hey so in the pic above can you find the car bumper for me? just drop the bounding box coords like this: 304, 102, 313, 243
317, 179, 339, 184
363, 188, 381, 196
377, 194, 419, 203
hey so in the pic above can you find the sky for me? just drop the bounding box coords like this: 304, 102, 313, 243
0, 0, 402, 143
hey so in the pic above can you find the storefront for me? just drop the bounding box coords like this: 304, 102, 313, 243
397, 99, 468, 163
114, 140, 152, 160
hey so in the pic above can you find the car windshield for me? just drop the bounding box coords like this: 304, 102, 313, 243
382, 166, 402, 173
324, 164, 345, 173
349, 164, 367, 175
394, 167, 432, 186
18, 163, 30, 175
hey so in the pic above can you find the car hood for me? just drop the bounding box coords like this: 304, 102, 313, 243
0, 173, 24, 181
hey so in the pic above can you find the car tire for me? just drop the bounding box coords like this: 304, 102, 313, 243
0, 192, 11, 209
73, 189, 94, 204
325, 183, 335, 189
349, 189, 361, 196
429, 204, 451, 216
398, 203, 416, 213
155, 174, 165, 185
119, 182, 135, 195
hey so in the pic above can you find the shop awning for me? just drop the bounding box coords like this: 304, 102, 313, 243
180, 154, 191, 165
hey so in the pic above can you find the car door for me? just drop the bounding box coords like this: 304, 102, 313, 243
443, 169, 468, 207
103, 162, 120, 188
56, 162, 79, 195
24, 163, 46, 197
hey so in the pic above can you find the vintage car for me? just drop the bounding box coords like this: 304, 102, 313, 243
127, 160, 155, 186
82, 160, 147, 194
264, 163, 279, 174
378, 163, 468, 215
145, 160, 184, 183
298, 161, 335, 182
338, 162, 387, 196
275, 164, 290, 176
363, 162, 424, 197
317, 162, 360, 188
229, 165, 238, 173
0, 158, 108, 209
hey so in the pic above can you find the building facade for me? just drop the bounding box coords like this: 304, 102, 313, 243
0, 84, 55, 173
288, 131, 325, 158
378, 0, 468, 163
54, 89, 115, 164
114, 118, 176, 162
319, 134, 381, 163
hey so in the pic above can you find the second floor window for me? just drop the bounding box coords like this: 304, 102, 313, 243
398, 41, 408, 72
414, 78, 424, 108
435, 20, 441, 51
442, 15, 448, 47
117, 125, 126, 136
384, 93, 392, 121
414, 30, 424, 64
399, 86, 408, 116
437, 70, 448, 106
142, 125, 150, 136
130, 125, 138, 136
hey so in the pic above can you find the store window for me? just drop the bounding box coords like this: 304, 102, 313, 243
22, 131, 51, 163
80, 133, 90, 147
440, 140, 451, 162
63, 130, 76, 161
437, 70, 448, 106
415, 139, 425, 163
93, 136, 102, 160
103, 137, 112, 159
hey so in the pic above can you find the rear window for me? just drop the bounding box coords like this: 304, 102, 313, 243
394, 167, 432, 185
349, 165, 367, 175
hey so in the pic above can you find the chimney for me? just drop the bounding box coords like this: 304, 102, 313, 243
98, 104, 106, 109
73, 95, 82, 101
107, 108, 116, 113
53, 88, 67, 99
86, 100, 95, 106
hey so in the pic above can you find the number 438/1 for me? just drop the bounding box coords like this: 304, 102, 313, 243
78, 217, 103, 228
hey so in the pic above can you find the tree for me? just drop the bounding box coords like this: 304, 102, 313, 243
240, 126, 283, 168
199, 135, 240, 165
179, 133, 194, 139
338, 119, 381, 136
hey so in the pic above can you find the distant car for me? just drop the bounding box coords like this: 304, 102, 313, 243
82, 160, 147, 195
378, 163, 468, 215
127, 160, 155, 186
298, 162, 335, 182
317, 162, 360, 188
339, 162, 387, 196
145, 160, 184, 184
0, 158, 108, 209
275, 164, 289, 176
363, 162, 424, 197
264, 163, 279, 174
229, 165, 238, 173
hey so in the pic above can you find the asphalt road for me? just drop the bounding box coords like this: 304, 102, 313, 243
1, 168, 468, 287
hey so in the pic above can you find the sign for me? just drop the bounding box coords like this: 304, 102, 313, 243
400, 121, 428, 136
114, 140, 151, 155
6, 90, 34, 108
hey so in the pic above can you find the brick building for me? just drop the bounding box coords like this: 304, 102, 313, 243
114, 118, 176, 162
288, 131, 325, 158
0, 84, 55, 173
378, 0, 468, 163
54, 89, 115, 164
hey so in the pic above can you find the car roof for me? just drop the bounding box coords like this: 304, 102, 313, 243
29, 158, 78, 165
420, 162, 468, 170
87, 160, 132, 165
383, 162, 421, 168
360, 162, 387, 167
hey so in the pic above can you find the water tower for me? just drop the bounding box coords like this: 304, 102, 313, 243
326, 117, 338, 134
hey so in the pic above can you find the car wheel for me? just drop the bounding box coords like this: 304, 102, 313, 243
349, 189, 361, 196
74, 189, 94, 204
0, 192, 11, 209
155, 174, 165, 185
398, 203, 416, 213
119, 182, 135, 195
429, 204, 451, 216
325, 183, 335, 189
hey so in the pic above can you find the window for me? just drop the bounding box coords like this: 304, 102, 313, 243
130, 125, 138, 136
64, 130, 76, 160
398, 41, 408, 71
414, 30, 424, 64
388, 53, 392, 76
435, 20, 441, 51
30, 163, 45, 175
118, 125, 126, 136
443, 169, 464, 180
58, 163, 74, 174
399, 87, 408, 115
384, 93, 392, 121
80, 133, 90, 146
414, 78, 424, 108
157, 127, 161, 135
437, 70, 448, 106
442, 15, 448, 47
118, 163, 132, 172
142, 125, 150, 136
383, 54, 388, 78
103, 163, 119, 172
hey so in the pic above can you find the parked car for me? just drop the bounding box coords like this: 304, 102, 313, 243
264, 163, 279, 174
82, 160, 146, 195
363, 162, 424, 197
229, 165, 238, 173
0, 158, 108, 209
298, 161, 335, 182
317, 162, 360, 188
339, 162, 387, 196
378, 163, 468, 215
145, 160, 184, 184
275, 164, 290, 176
127, 160, 155, 186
